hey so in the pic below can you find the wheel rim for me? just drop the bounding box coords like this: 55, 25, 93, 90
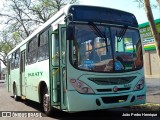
43, 93, 50, 112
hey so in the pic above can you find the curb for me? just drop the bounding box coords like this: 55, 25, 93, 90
145, 75, 160, 79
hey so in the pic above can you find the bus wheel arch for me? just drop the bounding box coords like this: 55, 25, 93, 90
38, 81, 53, 116
43, 87, 54, 116
38, 81, 47, 104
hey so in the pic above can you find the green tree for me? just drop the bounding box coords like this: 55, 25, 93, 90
135, 0, 160, 59
0, 30, 20, 66
0, 0, 79, 39
0, 0, 79, 66
144, 0, 160, 59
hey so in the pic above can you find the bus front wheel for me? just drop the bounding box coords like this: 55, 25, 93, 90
43, 87, 53, 116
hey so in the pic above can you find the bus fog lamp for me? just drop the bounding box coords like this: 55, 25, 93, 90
137, 95, 145, 100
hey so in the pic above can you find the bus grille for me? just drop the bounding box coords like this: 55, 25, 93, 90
101, 95, 128, 104
88, 76, 136, 85
97, 87, 130, 92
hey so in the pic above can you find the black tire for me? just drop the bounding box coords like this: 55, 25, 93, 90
42, 87, 53, 116
13, 83, 19, 101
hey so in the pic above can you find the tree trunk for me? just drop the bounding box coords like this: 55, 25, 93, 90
144, 0, 160, 59
157, 0, 160, 7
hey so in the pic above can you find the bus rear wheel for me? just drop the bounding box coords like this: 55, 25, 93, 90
43, 87, 53, 116
13, 83, 19, 101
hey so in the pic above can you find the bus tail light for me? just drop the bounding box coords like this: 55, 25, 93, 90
134, 77, 145, 91
70, 79, 95, 94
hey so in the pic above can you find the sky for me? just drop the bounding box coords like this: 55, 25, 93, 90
80, 0, 160, 24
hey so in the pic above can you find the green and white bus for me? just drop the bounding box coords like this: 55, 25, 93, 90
6, 4, 146, 116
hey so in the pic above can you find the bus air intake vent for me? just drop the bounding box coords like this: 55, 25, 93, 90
88, 76, 136, 85
101, 95, 128, 104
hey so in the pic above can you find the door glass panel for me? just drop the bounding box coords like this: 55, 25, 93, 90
61, 28, 66, 64
52, 34, 59, 66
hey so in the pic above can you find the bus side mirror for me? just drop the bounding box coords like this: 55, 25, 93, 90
66, 23, 74, 40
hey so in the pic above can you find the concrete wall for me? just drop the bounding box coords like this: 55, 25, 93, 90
143, 50, 160, 75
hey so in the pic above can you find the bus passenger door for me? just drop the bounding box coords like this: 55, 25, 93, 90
58, 24, 67, 110
49, 30, 59, 106
49, 24, 67, 110
20, 51, 26, 96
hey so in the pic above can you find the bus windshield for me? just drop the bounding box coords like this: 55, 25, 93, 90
71, 23, 143, 72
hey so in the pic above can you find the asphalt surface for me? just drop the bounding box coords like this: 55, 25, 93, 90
145, 78, 160, 104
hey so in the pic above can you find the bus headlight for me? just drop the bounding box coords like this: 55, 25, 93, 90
134, 78, 145, 91
70, 79, 95, 94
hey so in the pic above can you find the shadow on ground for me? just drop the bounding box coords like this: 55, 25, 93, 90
9, 95, 130, 119
10, 95, 160, 120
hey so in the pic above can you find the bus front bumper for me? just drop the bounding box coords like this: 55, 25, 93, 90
66, 88, 146, 112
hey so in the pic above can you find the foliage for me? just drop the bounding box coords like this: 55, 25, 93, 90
135, 0, 160, 59
134, 0, 159, 8
0, 0, 79, 66
0, 0, 79, 39
0, 30, 20, 66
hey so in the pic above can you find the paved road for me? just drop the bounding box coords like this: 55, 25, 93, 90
0, 83, 53, 120
0, 79, 159, 120
146, 78, 160, 104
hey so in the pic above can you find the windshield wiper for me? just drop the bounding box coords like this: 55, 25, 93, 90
88, 22, 108, 51
116, 26, 128, 42
88, 22, 105, 38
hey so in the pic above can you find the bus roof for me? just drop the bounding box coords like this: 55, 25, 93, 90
7, 4, 137, 56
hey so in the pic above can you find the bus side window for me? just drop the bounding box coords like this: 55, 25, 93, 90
11, 52, 15, 70
27, 37, 38, 65
38, 29, 49, 61
73, 40, 78, 67
15, 49, 20, 68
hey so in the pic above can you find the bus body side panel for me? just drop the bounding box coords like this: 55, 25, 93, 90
25, 59, 49, 102
10, 68, 20, 96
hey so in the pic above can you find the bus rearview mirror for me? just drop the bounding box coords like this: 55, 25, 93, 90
66, 24, 74, 40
